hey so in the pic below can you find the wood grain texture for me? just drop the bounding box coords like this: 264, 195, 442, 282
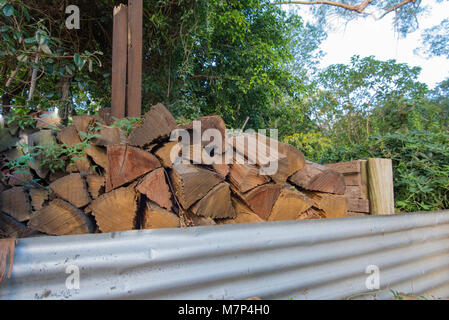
347, 198, 370, 213
136, 168, 172, 210
154, 141, 180, 169
191, 182, 236, 219
126, 0, 143, 117
0, 212, 27, 238
368, 158, 395, 215
143, 203, 179, 229
305, 192, 348, 219
111, 4, 128, 119
128, 103, 177, 147
86, 175, 105, 199
169, 162, 223, 209
29, 188, 49, 211
85, 145, 108, 169
57, 125, 81, 146
289, 161, 346, 195
49, 173, 91, 208
217, 198, 264, 225
106, 145, 161, 191
325, 160, 361, 174
229, 163, 269, 193
90, 186, 138, 233
0, 187, 32, 222
268, 186, 313, 221
243, 184, 282, 220
29, 199, 94, 235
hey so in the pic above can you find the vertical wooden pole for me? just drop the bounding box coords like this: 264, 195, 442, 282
111, 4, 128, 119
126, 0, 143, 118
368, 158, 395, 215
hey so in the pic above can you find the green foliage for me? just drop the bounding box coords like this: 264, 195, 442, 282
316, 131, 449, 213
9, 130, 99, 174
109, 117, 143, 136
284, 131, 332, 162
418, 18, 449, 58
6, 107, 36, 129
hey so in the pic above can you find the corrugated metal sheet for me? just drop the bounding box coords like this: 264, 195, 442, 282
1, 211, 449, 300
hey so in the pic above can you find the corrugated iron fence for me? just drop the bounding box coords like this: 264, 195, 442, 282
1, 211, 449, 300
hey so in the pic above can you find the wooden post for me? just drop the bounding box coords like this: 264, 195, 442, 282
111, 4, 128, 119
367, 158, 395, 215
126, 0, 143, 118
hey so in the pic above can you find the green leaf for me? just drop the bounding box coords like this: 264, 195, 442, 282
74, 53, 85, 70
2, 4, 14, 17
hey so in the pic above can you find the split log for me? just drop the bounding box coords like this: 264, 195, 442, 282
28, 199, 94, 235
231, 134, 288, 177
212, 163, 230, 179
289, 161, 346, 195
169, 163, 223, 209
106, 145, 161, 191
49, 173, 91, 208
136, 168, 172, 210
36, 111, 61, 130
325, 160, 361, 174
29, 188, 49, 211
243, 184, 282, 220
229, 163, 269, 193
268, 186, 313, 221
343, 173, 362, 186
217, 198, 264, 225
72, 115, 96, 140
0, 187, 32, 222
181, 115, 227, 153
86, 175, 105, 199
191, 182, 236, 219
94, 127, 126, 146
99, 108, 114, 126
305, 192, 347, 218
73, 156, 94, 175
0, 212, 27, 238
142, 203, 179, 229
190, 215, 216, 226
344, 185, 365, 199
0, 128, 19, 152
85, 145, 108, 169
90, 186, 138, 233
28, 130, 57, 179
128, 103, 177, 147
154, 141, 180, 169
8, 170, 33, 187
253, 133, 305, 183
297, 207, 325, 220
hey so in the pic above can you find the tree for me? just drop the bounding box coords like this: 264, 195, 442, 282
271, 0, 430, 36
309, 56, 429, 144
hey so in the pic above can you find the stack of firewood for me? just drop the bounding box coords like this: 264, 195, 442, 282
0, 104, 349, 238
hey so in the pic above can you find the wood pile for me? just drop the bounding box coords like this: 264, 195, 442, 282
325, 160, 369, 217
0, 104, 350, 238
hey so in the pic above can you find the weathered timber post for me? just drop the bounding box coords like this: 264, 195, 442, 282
111, 4, 128, 119
126, 0, 143, 118
367, 158, 395, 215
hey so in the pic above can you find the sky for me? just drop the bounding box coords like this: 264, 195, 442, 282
282, 0, 449, 89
